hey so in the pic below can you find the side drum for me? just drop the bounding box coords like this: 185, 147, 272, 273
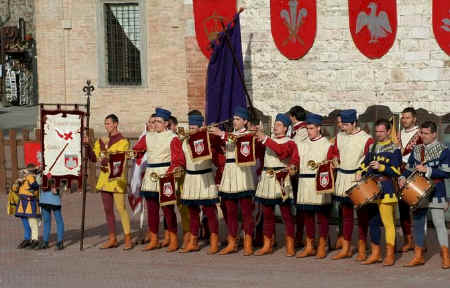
347, 177, 381, 208
400, 172, 433, 208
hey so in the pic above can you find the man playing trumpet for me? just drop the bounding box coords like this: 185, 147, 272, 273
253, 113, 299, 257
133, 108, 184, 252
296, 113, 333, 259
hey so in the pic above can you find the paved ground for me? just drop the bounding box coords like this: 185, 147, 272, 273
1, 192, 450, 287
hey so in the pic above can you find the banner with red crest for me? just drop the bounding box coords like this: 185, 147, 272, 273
193, 0, 237, 59
349, 0, 397, 59
271, 0, 317, 60
234, 134, 256, 167
187, 129, 212, 162
316, 162, 334, 194
159, 174, 177, 206
433, 0, 450, 55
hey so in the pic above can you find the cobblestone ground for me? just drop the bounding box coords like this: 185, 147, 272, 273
1, 192, 449, 288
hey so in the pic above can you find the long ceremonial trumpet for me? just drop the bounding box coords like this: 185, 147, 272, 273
307, 159, 339, 170
150, 167, 185, 182
266, 166, 297, 177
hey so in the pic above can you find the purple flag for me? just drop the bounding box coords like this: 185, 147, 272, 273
205, 14, 246, 125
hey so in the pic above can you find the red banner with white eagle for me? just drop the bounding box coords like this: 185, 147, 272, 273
193, 0, 237, 59
234, 134, 256, 167
271, 0, 317, 60
433, 0, 450, 55
349, 0, 397, 59
187, 129, 212, 162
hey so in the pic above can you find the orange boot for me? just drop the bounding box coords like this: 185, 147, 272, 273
208, 233, 219, 255
255, 236, 273, 256
404, 246, 425, 267
243, 234, 253, 256
219, 235, 237, 255
362, 243, 382, 265
142, 232, 160, 251
285, 236, 295, 257
296, 237, 316, 258
123, 234, 134, 251
161, 230, 170, 247
383, 244, 395, 266
180, 232, 191, 251
355, 240, 367, 261
441, 246, 450, 269
100, 233, 118, 249
180, 234, 199, 253
332, 240, 352, 260
400, 234, 414, 252
335, 235, 344, 250
316, 237, 327, 259
167, 232, 178, 252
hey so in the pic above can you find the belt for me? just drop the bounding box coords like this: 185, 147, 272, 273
432, 178, 443, 184
226, 159, 236, 163
186, 168, 212, 175
298, 174, 315, 178
337, 168, 359, 174
263, 167, 285, 171
145, 162, 171, 168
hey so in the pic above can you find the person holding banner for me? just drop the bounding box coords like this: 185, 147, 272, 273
209, 106, 262, 256
84, 114, 133, 250
295, 113, 334, 259
328, 109, 374, 260
133, 108, 184, 252
356, 119, 401, 266
253, 113, 299, 257
178, 111, 224, 254
399, 121, 450, 269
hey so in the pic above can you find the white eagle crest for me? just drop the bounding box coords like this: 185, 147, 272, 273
356, 2, 392, 43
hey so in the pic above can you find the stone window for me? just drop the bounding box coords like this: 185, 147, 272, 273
96, 0, 147, 87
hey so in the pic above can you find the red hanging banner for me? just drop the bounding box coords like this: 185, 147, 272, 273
271, 0, 317, 60
349, 0, 397, 59
433, 0, 450, 55
193, 0, 237, 59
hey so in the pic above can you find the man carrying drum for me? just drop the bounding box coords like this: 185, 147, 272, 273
133, 107, 184, 252
399, 121, 450, 269
253, 113, 299, 257
295, 113, 333, 259
398, 107, 422, 252
356, 119, 402, 266
328, 109, 374, 260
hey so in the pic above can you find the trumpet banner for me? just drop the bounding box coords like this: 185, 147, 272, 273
316, 162, 334, 194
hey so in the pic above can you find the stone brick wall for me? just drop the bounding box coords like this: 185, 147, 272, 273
0, 0, 34, 33
238, 0, 449, 117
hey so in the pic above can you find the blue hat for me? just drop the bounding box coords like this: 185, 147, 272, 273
188, 114, 204, 127
306, 113, 323, 125
233, 106, 249, 120
275, 113, 291, 127
339, 109, 357, 123
155, 108, 171, 121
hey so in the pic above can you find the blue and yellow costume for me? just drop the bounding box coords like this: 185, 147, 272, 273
359, 139, 401, 265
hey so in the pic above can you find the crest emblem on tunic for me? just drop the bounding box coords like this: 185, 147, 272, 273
319, 172, 330, 188
163, 182, 174, 197
112, 161, 122, 176
64, 154, 78, 170
194, 139, 205, 155
240, 141, 251, 157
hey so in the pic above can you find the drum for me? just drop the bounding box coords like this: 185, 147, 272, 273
400, 171, 433, 208
347, 177, 381, 207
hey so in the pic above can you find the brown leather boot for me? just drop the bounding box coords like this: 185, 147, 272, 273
219, 235, 237, 255
161, 230, 170, 247
332, 240, 352, 260
400, 234, 414, 252
316, 237, 327, 259
356, 240, 367, 261
123, 234, 134, 251
181, 232, 191, 251
404, 246, 425, 267
208, 233, 219, 255
100, 233, 118, 249
255, 235, 273, 256
285, 236, 295, 257
142, 232, 160, 251
296, 237, 316, 258
383, 244, 395, 266
335, 235, 344, 250
243, 234, 253, 256
167, 232, 178, 252
180, 234, 199, 253
441, 246, 450, 269
362, 243, 382, 265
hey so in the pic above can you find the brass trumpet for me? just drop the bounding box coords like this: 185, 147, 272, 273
150, 167, 185, 182
99, 150, 140, 160
266, 166, 297, 177
307, 159, 339, 170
